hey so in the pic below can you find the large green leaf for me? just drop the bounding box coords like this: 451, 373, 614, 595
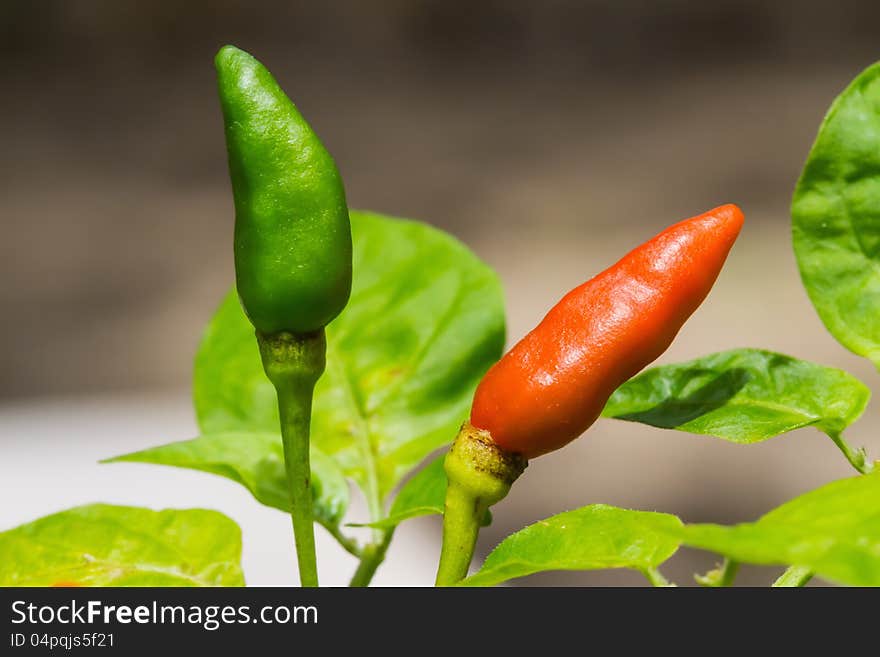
192, 210, 504, 513
104, 433, 349, 527
792, 61, 880, 366
461, 505, 682, 587
0, 504, 244, 586
603, 349, 870, 463
681, 472, 880, 586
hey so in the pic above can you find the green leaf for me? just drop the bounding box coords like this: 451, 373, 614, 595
681, 472, 880, 586
348, 454, 492, 531
0, 504, 244, 586
104, 433, 349, 527
792, 61, 880, 366
192, 210, 504, 508
349, 456, 447, 530
603, 348, 869, 443
460, 505, 682, 587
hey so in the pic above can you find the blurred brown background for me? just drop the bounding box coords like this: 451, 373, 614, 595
3, 0, 880, 586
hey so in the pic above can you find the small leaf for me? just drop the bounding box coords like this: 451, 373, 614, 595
350, 456, 446, 529
193, 211, 505, 507
792, 61, 880, 366
0, 504, 244, 586
350, 455, 492, 530
681, 472, 880, 586
603, 348, 869, 442
105, 433, 349, 527
460, 505, 682, 587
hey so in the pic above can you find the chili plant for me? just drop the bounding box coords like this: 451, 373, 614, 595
2, 48, 880, 588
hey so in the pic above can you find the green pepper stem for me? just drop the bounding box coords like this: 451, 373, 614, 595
772, 565, 813, 587
258, 330, 326, 587
349, 532, 392, 587
277, 381, 319, 587
434, 424, 527, 587
435, 481, 489, 586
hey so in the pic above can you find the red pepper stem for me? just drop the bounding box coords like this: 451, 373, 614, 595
435, 424, 527, 586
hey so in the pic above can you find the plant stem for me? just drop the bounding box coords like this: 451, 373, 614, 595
827, 431, 874, 475
259, 330, 326, 588
434, 424, 527, 587
773, 565, 813, 587
770, 433, 870, 589
435, 481, 486, 586
695, 558, 739, 587
716, 559, 739, 586
643, 568, 675, 587
321, 521, 362, 559
277, 378, 319, 586
773, 432, 873, 588
349, 531, 392, 587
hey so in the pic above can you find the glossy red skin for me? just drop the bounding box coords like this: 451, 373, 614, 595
470, 204, 744, 459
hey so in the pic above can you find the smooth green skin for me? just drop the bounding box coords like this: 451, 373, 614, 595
603, 348, 872, 473
0, 504, 244, 586
460, 505, 682, 587
681, 471, 880, 587
792, 61, 880, 367
216, 45, 352, 335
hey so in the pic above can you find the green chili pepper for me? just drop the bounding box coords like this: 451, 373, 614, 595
215, 45, 353, 587
215, 45, 352, 335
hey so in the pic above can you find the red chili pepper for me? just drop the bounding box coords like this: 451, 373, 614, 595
470, 204, 744, 459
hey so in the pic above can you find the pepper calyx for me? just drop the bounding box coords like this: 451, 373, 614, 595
444, 423, 527, 506
257, 329, 327, 389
